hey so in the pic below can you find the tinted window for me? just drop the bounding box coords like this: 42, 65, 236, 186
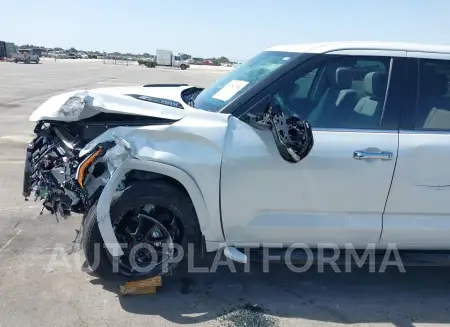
292, 68, 318, 99
414, 59, 450, 130
261, 55, 391, 129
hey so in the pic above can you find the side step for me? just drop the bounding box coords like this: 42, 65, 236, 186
223, 246, 450, 267
223, 247, 248, 263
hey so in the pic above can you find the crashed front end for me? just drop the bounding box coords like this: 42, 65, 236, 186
22, 84, 196, 220
22, 123, 119, 217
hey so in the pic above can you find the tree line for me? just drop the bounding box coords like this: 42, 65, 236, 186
18, 45, 236, 65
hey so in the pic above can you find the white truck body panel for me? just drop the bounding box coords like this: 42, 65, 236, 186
156, 49, 173, 66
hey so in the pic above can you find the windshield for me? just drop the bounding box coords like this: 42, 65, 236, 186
193, 51, 299, 112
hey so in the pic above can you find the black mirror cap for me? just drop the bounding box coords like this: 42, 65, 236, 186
271, 116, 314, 163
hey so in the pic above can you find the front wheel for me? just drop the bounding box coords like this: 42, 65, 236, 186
82, 180, 201, 280
35, 57, 39, 64
180, 64, 187, 70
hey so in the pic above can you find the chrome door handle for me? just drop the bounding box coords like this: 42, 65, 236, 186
353, 150, 393, 160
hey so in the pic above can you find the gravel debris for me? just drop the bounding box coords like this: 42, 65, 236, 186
217, 303, 279, 327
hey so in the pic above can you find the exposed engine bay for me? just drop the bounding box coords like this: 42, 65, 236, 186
22, 114, 171, 217
23, 84, 191, 217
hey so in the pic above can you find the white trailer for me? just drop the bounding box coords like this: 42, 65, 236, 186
145, 49, 190, 70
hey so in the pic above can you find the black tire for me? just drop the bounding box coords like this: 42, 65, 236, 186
82, 180, 201, 280
180, 64, 187, 70
35, 57, 39, 64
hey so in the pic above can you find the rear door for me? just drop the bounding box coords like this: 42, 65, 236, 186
220, 50, 406, 247
381, 52, 450, 249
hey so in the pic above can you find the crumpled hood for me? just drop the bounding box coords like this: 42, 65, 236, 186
29, 84, 195, 122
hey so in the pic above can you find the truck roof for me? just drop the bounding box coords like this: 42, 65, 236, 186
266, 41, 450, 55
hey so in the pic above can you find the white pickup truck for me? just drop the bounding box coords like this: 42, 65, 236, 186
13, 48, 40, 64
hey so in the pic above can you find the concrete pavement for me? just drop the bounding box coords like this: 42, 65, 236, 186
0, 60, 450, 327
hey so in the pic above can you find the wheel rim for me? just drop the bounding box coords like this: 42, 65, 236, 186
113, 205, 181, 277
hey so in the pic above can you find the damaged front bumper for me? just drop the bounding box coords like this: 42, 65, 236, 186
80, 124, 172, 258
96, 157, 128, 257
22, 140, 35, 198
81, 133, 135, 257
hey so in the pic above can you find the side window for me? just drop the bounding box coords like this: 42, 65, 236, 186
414, 59, 450, 130
293, 68, 318, 99
269, 55, 392, 129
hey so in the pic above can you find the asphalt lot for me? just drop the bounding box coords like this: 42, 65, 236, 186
1, 60, 450, 327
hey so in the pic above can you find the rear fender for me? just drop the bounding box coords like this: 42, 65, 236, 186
97, 158, 212, 257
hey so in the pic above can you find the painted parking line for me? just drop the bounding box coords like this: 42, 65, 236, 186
0, 135, 34, 143
0, 229, 23, 254
97, 81, 141, 85
0, 95, 26, 99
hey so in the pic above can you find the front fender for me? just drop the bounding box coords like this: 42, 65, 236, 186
97, 158, 216, 257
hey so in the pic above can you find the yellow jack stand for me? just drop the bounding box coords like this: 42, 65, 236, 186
119, 276, 162, 296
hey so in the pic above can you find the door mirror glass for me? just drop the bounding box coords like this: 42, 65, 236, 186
246, 100, 314, 163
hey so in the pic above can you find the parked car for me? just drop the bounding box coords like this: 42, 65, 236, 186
52, 52, 67, 59
12, 48, 40, 64
22, 41, 450, 279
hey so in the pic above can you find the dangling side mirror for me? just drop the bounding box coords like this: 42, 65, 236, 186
245, 101, 314, 163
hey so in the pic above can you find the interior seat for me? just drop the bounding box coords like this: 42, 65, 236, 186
307, 67, 357, 126
346, 71, 388, 128
420, 73, 450, 129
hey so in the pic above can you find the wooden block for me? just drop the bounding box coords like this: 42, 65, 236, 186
120, 285, 157, 296
119, 276, 162, 296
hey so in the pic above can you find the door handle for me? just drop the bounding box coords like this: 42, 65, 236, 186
353, 150, 393, 160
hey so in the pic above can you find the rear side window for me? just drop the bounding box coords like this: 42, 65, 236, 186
414, 59, 450, 130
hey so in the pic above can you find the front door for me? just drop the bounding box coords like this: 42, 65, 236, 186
220, 51, 405, 248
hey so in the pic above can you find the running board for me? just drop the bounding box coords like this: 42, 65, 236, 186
222, 247, 450, 267
223, 247, 248, 263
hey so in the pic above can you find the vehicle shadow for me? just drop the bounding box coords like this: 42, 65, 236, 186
89, 256, 450, 326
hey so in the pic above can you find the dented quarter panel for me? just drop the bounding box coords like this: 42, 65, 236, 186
82, 108, 231, 256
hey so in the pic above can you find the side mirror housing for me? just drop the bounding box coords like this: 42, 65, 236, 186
245, 103, 314, 163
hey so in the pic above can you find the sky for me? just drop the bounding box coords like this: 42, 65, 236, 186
1, 0, 448, 61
